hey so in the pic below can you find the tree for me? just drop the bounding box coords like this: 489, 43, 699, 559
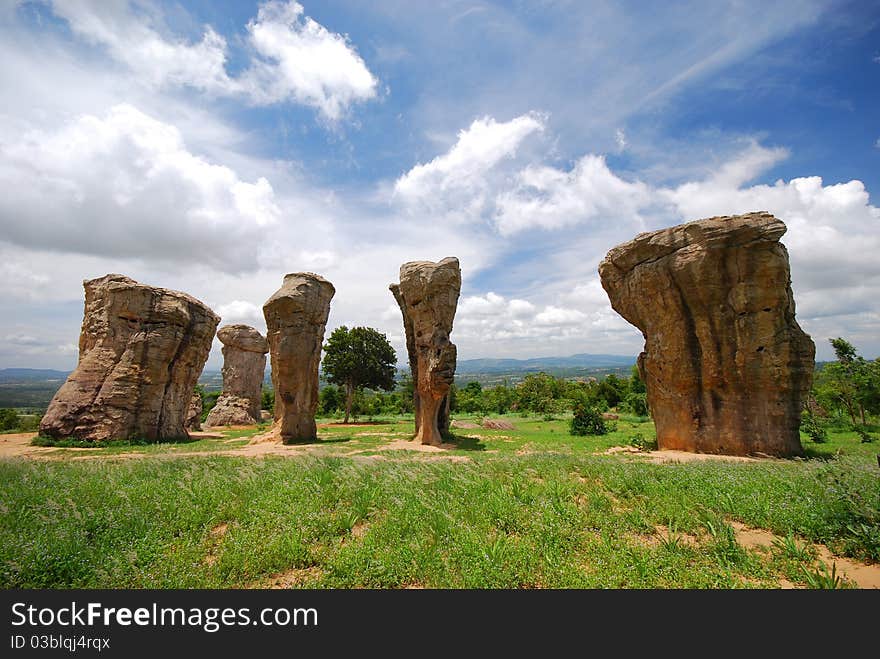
818, 338, 879, 426
321, 326, 397, 423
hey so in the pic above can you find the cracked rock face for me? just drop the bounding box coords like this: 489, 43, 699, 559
390, 257, 461, 446
204, 324, 268, 427
39, 274, 220, 442
598, 212, 814, 457
263, 273, 334, 443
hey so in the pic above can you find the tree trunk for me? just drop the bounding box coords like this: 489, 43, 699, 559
344, 381, 353, 424
859, 405, 866, 426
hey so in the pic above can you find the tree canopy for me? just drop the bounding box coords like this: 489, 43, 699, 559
321, 326, 397, 423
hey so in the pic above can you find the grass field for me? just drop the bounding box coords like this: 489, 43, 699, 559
1, 414, 878, 589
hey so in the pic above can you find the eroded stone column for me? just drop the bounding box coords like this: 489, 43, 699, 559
390, 257, 461, 446
204, 324, 268, 426
598, 212, 814, 457
40, 274, 219, 442
262, 273, 334, 443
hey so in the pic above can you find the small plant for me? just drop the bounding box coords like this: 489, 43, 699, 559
801, 562, 851, 589
628, 433, 657, 451
800, 411, 827, 443
853, 426, 876, 443
771, 533, 816, 562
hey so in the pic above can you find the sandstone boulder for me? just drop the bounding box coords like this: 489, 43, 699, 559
204, 324, 268, 427
390, 257, 461, 446
262, 273, 334, 443
598, 212, 814, 457
185, 391, 203, 431
40, 274, 219, 442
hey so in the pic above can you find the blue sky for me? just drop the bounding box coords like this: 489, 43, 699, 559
0, 0, 878, 370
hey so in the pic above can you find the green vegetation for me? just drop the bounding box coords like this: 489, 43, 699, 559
569, 402, 613, 436
0, 407, 41, 433
3, 415, 878, 589
321, 326, 398, 423
805, 337, 880, 448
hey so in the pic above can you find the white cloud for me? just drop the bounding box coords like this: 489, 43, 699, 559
215, 300, 265, 329
494, 154, 651, 235
615, 128, 626, 152
37, 0, 378, 121
240, 1, 378, 120
393, 113, 545, 219
0, 104, 279, 272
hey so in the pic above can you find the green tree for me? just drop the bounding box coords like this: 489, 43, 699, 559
629, 364, 646, 394
818, 338, 879, 426
321, 326, 397, 423
319, 385, 341, 415
0, 408, 19, 431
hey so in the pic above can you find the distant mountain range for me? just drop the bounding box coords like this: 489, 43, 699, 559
455, 353, 636, 374
0, 368, 70, 382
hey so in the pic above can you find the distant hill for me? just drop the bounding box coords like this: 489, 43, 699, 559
0, 368, 70, 383
456, 353, 636, 374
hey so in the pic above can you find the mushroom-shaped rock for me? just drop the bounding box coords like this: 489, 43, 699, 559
39, 274, 219, 442
261, 273, 334, 443
390, 257, 461, 446
598, 212, 815, 457
204, 324, 268, 426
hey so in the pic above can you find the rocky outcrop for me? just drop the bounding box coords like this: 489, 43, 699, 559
185, 391, 203, 431
598, 212, 814, 457
204, 324, 268, 427
261, 273, 334, 443
39, 274, 219, 442
390, 257, 461, 446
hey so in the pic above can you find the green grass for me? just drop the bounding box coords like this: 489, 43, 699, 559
2, 414, 878, 589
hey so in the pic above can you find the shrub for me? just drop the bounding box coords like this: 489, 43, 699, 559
628, 433, 657, 451
854, 426, 876, 443
0, 408, 18, 431
623, 392, 649, 417
569, 402, 611, 436
800, 411, 828, 443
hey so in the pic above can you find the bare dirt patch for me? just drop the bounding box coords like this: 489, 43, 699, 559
630, 525, 701, 549
730, 521, 880, 589
603, 446, 765, 464
450, 420, 480, 429
482, 419, 516, 430
260, 566, 325, 589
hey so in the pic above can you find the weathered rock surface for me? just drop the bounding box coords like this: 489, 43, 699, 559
390, 257, 461, 446
262, 273, 334, 443
185, 391, 203, 431
40, 274, 220, 442
598, 212, 814, 457
204, 324, 268, 427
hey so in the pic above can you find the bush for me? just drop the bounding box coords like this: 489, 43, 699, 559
628, 433, 657, 451
623, 392, 649, 417
569, 402, 611, 436
800, 411, 828, 443
854, 426, 876, 443
0, 408, 18, 431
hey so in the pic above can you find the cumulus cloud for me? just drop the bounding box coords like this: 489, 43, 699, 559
240, 1, 378, 120
0, 104, 280, 271
37, 0, 377, 121
393, 113, 545, 220
453, 291, 637, 357
215, 300, 265, 329
494, 154, 651, 235
393, 119, 880, 359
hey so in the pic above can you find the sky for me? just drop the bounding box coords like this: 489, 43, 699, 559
0, 0, 878, 371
